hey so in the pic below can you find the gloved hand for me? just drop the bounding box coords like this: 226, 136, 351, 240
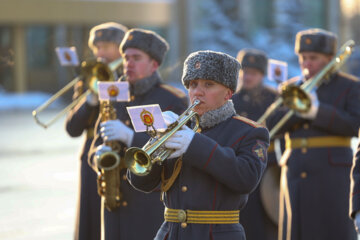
94, 144, 112, 169
162, 111, 179, 126
296, 90, 319, 120
354, 211, 360, 233
86, 92, 99, 106
100, 119, 134, 147
164, 125, 195, 158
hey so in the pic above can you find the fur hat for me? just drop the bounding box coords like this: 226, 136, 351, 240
88, 22, 128, 49
182, 50, 241, 92
237, 48, 268, 74
295, 28, 337, 55
120, 28, 169, 65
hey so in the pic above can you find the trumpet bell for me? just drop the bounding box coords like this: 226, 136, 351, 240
281, 84, 311, 113
124, 147, 152, 176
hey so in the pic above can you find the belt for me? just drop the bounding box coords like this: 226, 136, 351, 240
285, 134, 352, 150
164, 207, 239, 224
268, 141, 275, 153
87, 127, 94, 139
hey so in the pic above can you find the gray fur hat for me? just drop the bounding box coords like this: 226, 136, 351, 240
182, 50, 241, 92
120, 28, 169, 65
237, 48, 268, 74
295, 28, 337, 55
88, 22, 128, 49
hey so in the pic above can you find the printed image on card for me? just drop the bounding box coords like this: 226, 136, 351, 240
97, 82, 130, 102
55, 46, 80, 66
267, 59, 288, 83
127, 104, 167, 132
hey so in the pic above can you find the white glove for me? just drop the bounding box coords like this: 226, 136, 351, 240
162, 111, 179, 126
164, 125, 195, 158
86, 92, 99, 106
296, 90, 319, 120
100, 119, 134, 147
94, 145, 112, 169
354, 211, 360, 233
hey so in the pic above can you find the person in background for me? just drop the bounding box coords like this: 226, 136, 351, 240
89, 28, 188, 240
128, 50, 270, 240
349, 129, 360, 233
65, 22, 127, 240
268, 28, 360, 240
232, 48, 279, 240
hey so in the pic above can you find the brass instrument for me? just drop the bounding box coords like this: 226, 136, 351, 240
257, 40, 355, 138
32, 58, 123, 128
124, 100, 201, 176
96, 100, 124, 211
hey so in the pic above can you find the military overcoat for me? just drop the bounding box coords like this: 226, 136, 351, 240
129, 111, 269, 240
268, 72, 360, 240
89, 72, 188, 240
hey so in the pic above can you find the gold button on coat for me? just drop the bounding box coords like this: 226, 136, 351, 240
122, 201, 128, 207
181, 222, 187, 228
122, 174, 127, 181
300, 172, 307, 178
125, 120, 131, 126
181, 186, 188, 192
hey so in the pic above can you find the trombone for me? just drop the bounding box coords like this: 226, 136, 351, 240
32, 58, 123, 128
257, 40, 355, 138
124, 100, 200, 176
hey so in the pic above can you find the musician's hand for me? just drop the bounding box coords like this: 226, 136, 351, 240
162, 111, 179, 126
354, 211, 360, 233
164, 125, 195, 158
100, 119, 134, 147
296, 90, 319, 120
94, 144, 112, 169
86, 92, 99, 106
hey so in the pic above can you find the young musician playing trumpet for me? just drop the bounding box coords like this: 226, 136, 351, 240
128, 50, 270, 240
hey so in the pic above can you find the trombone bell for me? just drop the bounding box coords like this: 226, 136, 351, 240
281, 84, 311, 113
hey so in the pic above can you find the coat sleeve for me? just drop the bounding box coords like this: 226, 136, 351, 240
65, 96, 99, 137
312, 81, 360, 136
183, 127, 269, 194
350, 131, 360, 219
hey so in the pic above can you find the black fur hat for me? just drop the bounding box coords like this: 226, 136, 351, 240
237, 48, 268, 74
295, 28, 337, 55
120, 28, 169, 65
182, 50, 241, 92
88, 22, 128, 49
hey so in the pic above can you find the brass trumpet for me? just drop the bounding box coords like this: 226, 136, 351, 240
257, 40, 355, 138
124, 100, 201, 176
32, 58, 123, 128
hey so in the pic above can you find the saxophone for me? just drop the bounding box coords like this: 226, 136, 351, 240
96, 100, 124, 211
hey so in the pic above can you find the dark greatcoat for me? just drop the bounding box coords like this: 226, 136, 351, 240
268, 72, 360, 240
232, 85, 279, 240
128, 111, 270, 240
89, 72, 188, 240
65, 63, 123, 240
349, 129, 360, 220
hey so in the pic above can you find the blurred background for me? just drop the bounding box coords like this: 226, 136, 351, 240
0, 0, 359, 239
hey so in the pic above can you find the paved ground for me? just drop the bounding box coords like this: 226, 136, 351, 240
0, 109, 82, 240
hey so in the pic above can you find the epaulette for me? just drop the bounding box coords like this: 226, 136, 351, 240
233, 115, 263, 128
160, 84, 187, 98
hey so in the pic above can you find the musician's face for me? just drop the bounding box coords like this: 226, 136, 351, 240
238, 67, 264, 91
93, 41, 121, 63
188, 79, 233, 116
123, 48, 158, 84
298, 52, 332, 80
